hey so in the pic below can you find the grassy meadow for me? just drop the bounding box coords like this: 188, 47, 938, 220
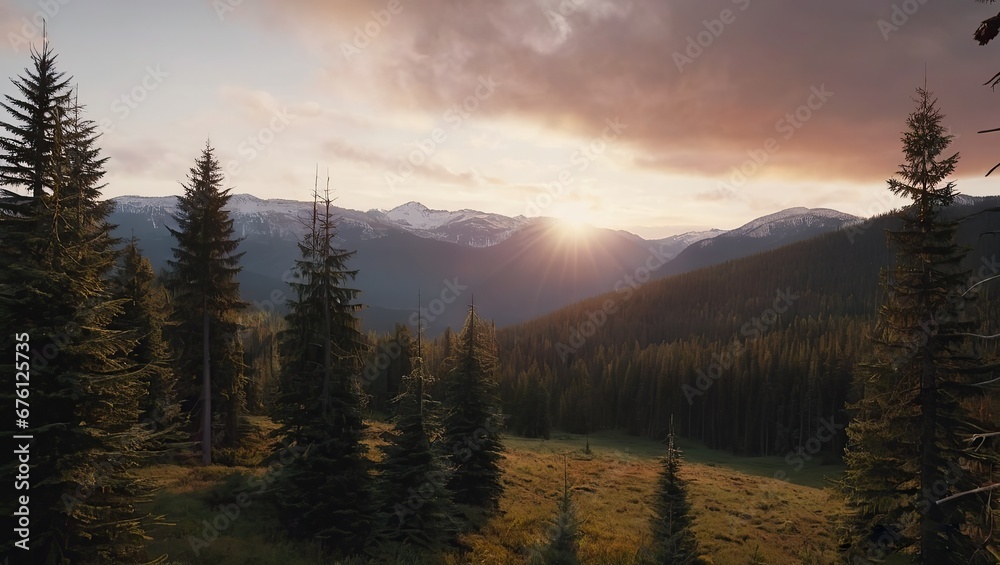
138, 419, 847, 564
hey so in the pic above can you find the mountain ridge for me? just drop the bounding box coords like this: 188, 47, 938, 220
107, 195, 868, 332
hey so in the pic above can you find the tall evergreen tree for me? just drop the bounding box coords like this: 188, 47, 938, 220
0, 42, 156, 562
270, 181, 374, 556
109, 238, 184, 448
376, 329, 458, 552
441, 304, 506, 510
647, 420, 702, 564
840, 87, 999, 563
164, 143, 246, 462
0, 40, 70, 200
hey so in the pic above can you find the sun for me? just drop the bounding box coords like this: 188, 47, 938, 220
545, 203, 597, 240
555, 215, 590, 237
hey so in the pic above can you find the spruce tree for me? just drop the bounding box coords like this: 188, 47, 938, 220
840, 87, 999, 563
647, 421, 702, 564
164, 143, 247, 461
270, 181, 374, 556
441, 304, 506, 510
376, 334, 458, 553
0, 42, 156, 562
109, 238, 184, 448
532, 456, 582, 565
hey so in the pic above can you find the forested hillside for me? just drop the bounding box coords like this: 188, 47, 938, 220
494, 199, 1000, 458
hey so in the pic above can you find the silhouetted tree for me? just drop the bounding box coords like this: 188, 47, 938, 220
376, 346, 458, 551
442, 304, 506, 511
0, 41, 156, 562
647, 421, 702, 564
840, 87, 999, 564
270, 180, 374, 556
532, 456, 582, 565
164, 143, 246, 461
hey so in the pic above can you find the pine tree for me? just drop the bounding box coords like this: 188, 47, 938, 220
0, 41, 156, 562
840, 87, 999, 563
270, 180, 374, 556
109, 237, 184, 449
441, 304, 506, 511
532, 456, 582, 565
376, 329, 458, 553
647, 421, 702, 564
164, 143, 247, 462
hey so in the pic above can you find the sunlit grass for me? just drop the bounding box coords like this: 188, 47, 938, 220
140, 422, 846, 564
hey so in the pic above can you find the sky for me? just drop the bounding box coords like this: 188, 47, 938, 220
2, 0, 1000, 238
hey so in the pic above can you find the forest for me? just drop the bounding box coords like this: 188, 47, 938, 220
0, 31, 998, 565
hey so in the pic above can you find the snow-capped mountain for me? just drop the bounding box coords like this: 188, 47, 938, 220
376, 201, 530, 247
656, 207, 861, 279
652, 229, 726, 260
111, 194, 531, 248
108, 195, 869, 332
723, 207, 859, 240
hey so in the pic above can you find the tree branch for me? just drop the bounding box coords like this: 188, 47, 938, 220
962, 273, 1000, 296
935, 483, 1000, 506
954, 332, 1000, 340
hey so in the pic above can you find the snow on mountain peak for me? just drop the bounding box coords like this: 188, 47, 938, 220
384, 201, 449, 230
728, 207, 859, 239
110, 195, 535, 248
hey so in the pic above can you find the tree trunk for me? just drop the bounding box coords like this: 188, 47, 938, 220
202, 301, 211, 465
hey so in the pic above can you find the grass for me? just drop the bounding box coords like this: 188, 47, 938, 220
139, 422, 846, 564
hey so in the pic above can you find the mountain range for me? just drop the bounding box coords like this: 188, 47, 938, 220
109, 194, 862, 333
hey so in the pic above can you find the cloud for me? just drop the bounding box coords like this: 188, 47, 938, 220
106, 138, 180, 176
0, 3, 41, 57
322, 138, 501, 187
239, 0, 1000, 184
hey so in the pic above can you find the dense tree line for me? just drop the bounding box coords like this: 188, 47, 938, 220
493, 196, 1000, 460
